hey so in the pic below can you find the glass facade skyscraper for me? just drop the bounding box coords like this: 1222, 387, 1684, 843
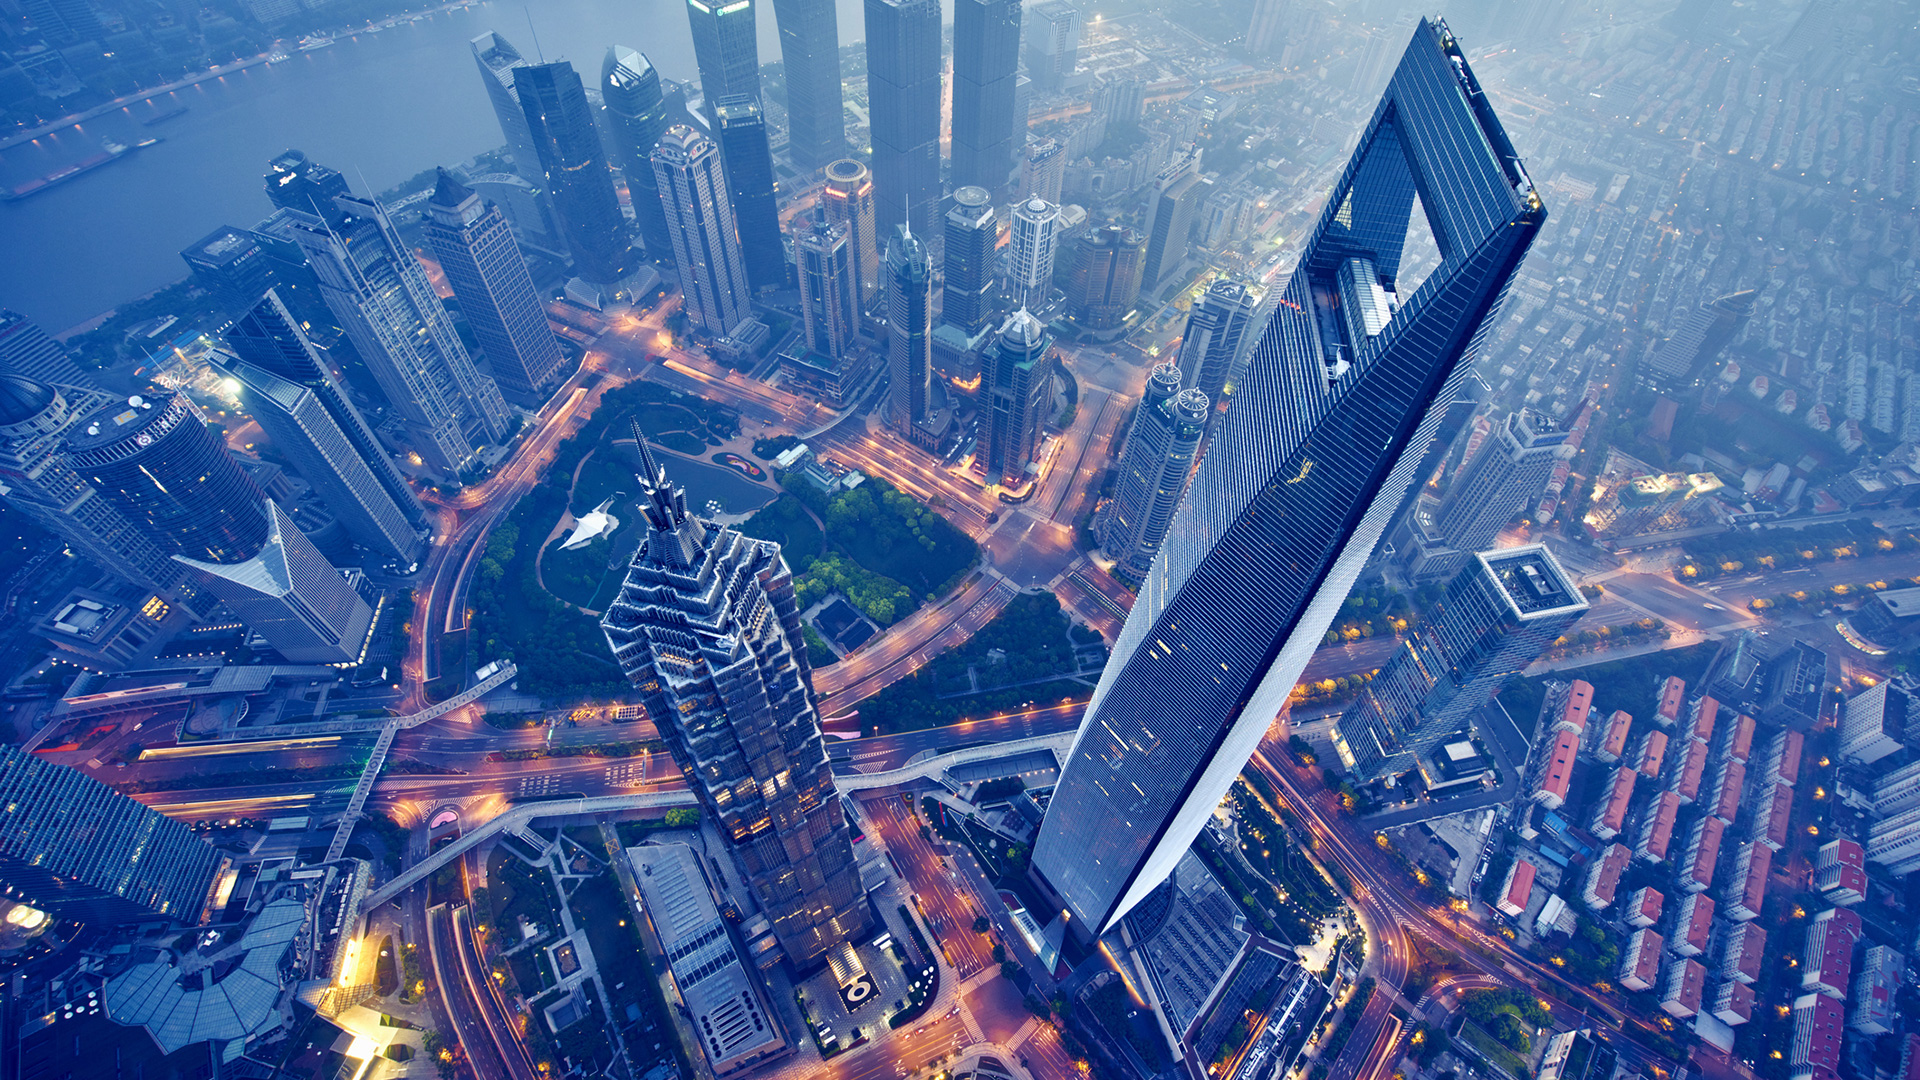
599, 431, 870, 969
795, 215, 859, 361
715, 96, 789, 291
1031, 18, 1549, 935
0, 745, 222, 924
424, 169, 571, 404
864, 0, 943, 239
1093, 362, 1209, 582
950, 0, 1022, 196
654, 125, 752, 338
0, 309, 93, 390
980, 310, 1055, 486
769, 0, 845, 169
602, 47, 678, 261
517, 60, 630, 285
1402, 408, 1570, 581
175, 500, 375, 666
821, 160, 880, 307
686, 0, 762, 110
1008, 197, 1062, 308
942, 187, 999, 336
885, 225, 934, 431
471, 32, 552, 194
1335, 546, 1586, 780
1177, 279, 1260, 404
1067, 225, 1146, 331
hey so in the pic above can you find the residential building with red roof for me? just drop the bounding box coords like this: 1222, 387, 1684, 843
1673, 892, 1716, 956
1728, 712, 1757, 763
1688, 696, 1720, 744
1711, 758, 1747, 824
1597, 710, 1634, 763
1791, 992, 1844, 1080
1721, 920, 1767, 984
1681, 816, 1725, 893
1755, 781, 1795, 851
1637, 729, 1670, 779
1590, 766, 1636, 840
1773, 729, 1805, 787
1583, 843, 1630, 911
1620, 929, 1664, 991
1556, 679, 1594, 734
1725, 841, 1771, 921
1801, 906, 1862, 999
1711, 980, 1755, 1026
1660, 957, 1707, 1018
1532, 729, 1579, 810
1814, 838, 1866, 905
1636, 790, 1681, 863
1498, 858, 1537, 918
1627, 886, 1664, 928
1656, 676, 1686, 726
1672, 738, 1710, 804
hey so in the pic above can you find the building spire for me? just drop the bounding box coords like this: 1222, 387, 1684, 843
630, 418, 663, 488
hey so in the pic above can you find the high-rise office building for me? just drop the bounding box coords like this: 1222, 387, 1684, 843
1067, 226, 1146, 330
1141, 163, 1203, 294
1647, 289, 1758, 385
285, 191, 513, 475
951, 0, 1022, 196
65, 392, 267, 565
175, 500, 374, 665
214, 351, 420, 563
864, 0, 943, 239
1177, 279, 1259, 403
0, 745, 222, 924
263, 150, 349, 222
1247, 0, 1287, 54
1031, 19, 1548, 935
246, 208, 350, 336
686, 0, 761, 109
600, 432, 871, 968
602, 47, 679, 261
1433, 409, 1567, 550
885, 225, 934, 431
471, 32, 551, 192
769, 0, 845, 169
1093, 362, 1208, 581
980, 310, 1054, 486
653, 125, 752, 338
518, 60, 629, 285
1101, 77, 1146, 133
1019, 137, 1066, 205
180, 226, 275, 319
0, 378, 184, 594
942, 187, 999, 336
1009, 198, 1062, 308
423, 169, 570, 404
714, 96, 788, 291
822, 160, 880, 307
1336, 546, 1586, 780
795, 215, 860, 361
1024, 1, 1083, 92
0, 310, 92, 390
224, 291, 425, 531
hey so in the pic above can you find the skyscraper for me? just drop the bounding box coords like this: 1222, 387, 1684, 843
214, 351, 421, 563
1647, 289, 1758, 385
0, 745, 222, 924
822, 160, 880, 307
0, 378, 184, 594
1101, 77, 1146, 134
1067, 226, 1146, 331
795, 215, 860, 361
263, 150, 349, 222
1019, 138, 1067, 204
769, 0, 845, 169
950, 0, 1022, 196
602, 47, 678, 261
1246, 0, 1287, 54
1141, 167, 1203, 294
423, 169, 570, 404
599, 430, 871, 968
1431, 409, 1568, 556
714, 96, 788, 291
285, 192, 514, 475
1176, 279, 1259, 403
942, 187, 999, 336
886, 226, 934, 431
471, 32, 551, 193
518, 60, 629, 285
864, 0, 943, 239
653, 125, 752, 338
0, 309, 93, 390
686, 0, 762, 109
1335, 546, 1587, 780
179, 226, 275, 319
1093, 362, 1208, 581
980, 310, 1054, 486
1031, 18, 1548, 935
224, 290, 425, 531
1008, 198, 1062, 308
65, 391, 268, 565
175, 500, 375, 665
1024, 1, 1083, 92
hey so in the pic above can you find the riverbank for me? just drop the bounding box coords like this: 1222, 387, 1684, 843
0, 55, 269, 153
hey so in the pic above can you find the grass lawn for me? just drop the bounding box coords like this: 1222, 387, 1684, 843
567, 873, 692, 1080
1458, 1021, 1533, 1080
542, 533, 621, 608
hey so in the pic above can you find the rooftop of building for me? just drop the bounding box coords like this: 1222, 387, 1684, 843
1480, 546, 1587, 617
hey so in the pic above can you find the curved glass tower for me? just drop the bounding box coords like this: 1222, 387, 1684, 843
1032, 18, 1549, 935
602, 47, 678, 261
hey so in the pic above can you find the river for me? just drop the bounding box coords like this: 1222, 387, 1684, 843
0, 0, 893, 333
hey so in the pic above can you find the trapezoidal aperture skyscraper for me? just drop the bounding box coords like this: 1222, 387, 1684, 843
1032, 17, 1547, 936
